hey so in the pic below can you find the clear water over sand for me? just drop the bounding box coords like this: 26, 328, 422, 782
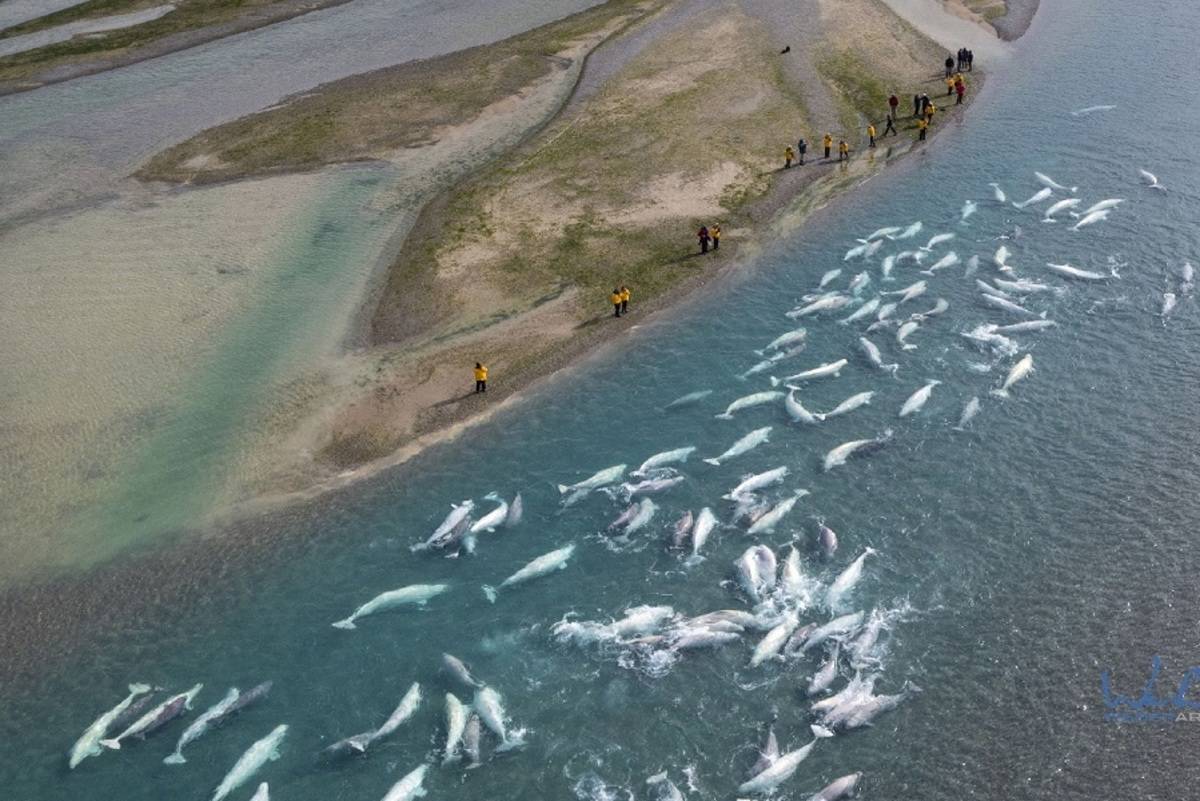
4, 1, 1200, 799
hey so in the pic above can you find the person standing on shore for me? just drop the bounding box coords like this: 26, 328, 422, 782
913, 94, 921, 118
917, 117, 928, 141
920, 93, 931, 114
784, 144, 795, 168
883, 113, 897, 137
867, 123, 876, 148
711, 224, 720, 251
966, 49, 974, 71
946, 75, 955, 96
925, 102, 937, 125
620, 285, 630, 314
823, 133, 833, 159
838, 140, 849, 162
944, 54, 954, 78
797, 138, 807, 165
610, 288, 622, 316
697, 226, 710, 254
955, 77, 966, 105
888, 92, 899, 120
474, 362, 488, 393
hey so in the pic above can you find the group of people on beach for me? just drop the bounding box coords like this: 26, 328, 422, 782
610, 285, 632, 317
697, 223, 721, 254
950, 47, 974, 75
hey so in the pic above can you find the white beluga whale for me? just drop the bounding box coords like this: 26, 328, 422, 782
847, 271, 871, 294
483, 545, 574, 602
802, 611, 865, 653
858, 337, 898, 376
442, 653, 485, 689
895, 320, 920, 351
863, 225, 902, 241
884, 279, 927, 304
763, 327, 808, 352
770, 358, 848, 387
980, 293, 1041, 317
810, 772, 864, 801
379, 764, 429, 801
788, 294, 856, 318
101, 684, 203, 750
737, 730, 833, 794
988, 182, 1007, 203
817, 521, 838, 558
413, 500, 475, 552
785, 389, 824, 423
1072, 209, 1110, 230
826, 548, 877, 610
470, 493, 509, 534
1042, 197, 1081, 221
557, 464, 626, 496
880, 254, 896, 281
1140, 168, 1165, 190
1071, 104, 1116, 116
1076, 198, 1123, 216
704, 427, 771, 466
920, 252, 959, 276
211, 724, 288, 801
164, 687, 241, 765
442, 693, 467, 764
1035, 171, 1076, 193
633, 446, 695, 476
1162, 292, 1178, 319
992, 354, 1034, 398
664, 389, 712, 410
689, 507, 718, 560
807, 643, 841, 696
716, 391, 783, 419
994, 319, 1057, 333
1045, 262, 1107, 280
332, 584, 449, 629
994, 277, 1063, 296
747, 490, 809, 535
961, 200, 977, 222
818, 268, 842, 289
823, 431, 892, 472
898, 381, 940, 417
69, 683, 153, 769
893, 221, 922, 240
822, 391, 874, 419
725, 466, 788, 499
473, 687, 526, 751
1013, 187, 1053, 209
920, 232, 955, 252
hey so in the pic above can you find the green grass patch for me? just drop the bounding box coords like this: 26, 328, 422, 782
817, 49, 891, 125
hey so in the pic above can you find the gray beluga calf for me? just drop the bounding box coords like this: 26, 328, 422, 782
780, 545, 819, 608
787, 294, 856, 318
443, 653, 485, 689
333, 584, 450, 629
858, 337, 898, 376
68, 683, 152, 769
843, 242, 868, 261
953, 396, 982, 431
483, 544, 574, 602
735, 545, 775, 603
977, 279, 1011, 299
822, 430, 893, 472
993, 354, 1034, 398
920, 232, 955, 251
704, 426, 772, 466
880, 254, 896, 281
1076, 197, 1124, 216
716, 391, 784, 419
470, 493, 508, 534
380, 764, 429, 801
671, 510, 694, 549
1072, 209, 1110, 230
747, 490, 809, 535
811, 672, 875, 716
749, 611, 800, 667
786, 389, 824, 424
557, 464, 626, 496
817, 521, 839, 558
646, 772, 685, 801
838, 296, 880, 324
211, 724, 288, 801
619, 476, 684, 498
965, 254, 980, 276
664, 389, 712, 410
413, 500, 475, 551
846, 608, 887, 668
895, 320, 920, 351
101, 683, 203, 749
751, 724, 780, 775
473, 686, 526, 751
617, 499, 657, 537
504, 493, 523, 527
1045, 262, 1107, 280
442, 693, 467, 763
725, 466, 788, 500
607, 503, 640, 532
763, 327, 808, 352
822, 391, 874, 419
1013, 187, 1053, 209
981, 293, 1041, 317
899, 381, 940, 417
838, 683, 921, 730
884, 279, 927, 304
909, 298, 949, 320
634, 446, 696, 476
737, 730, 833, 794
810, 772, 864, 801
802, 611, 865, 654
1035, 170, 1077, 193
993, 244, 1013, 272
164, 687, 240, 764
994, 319, 1056, 333
818, 268, 843, 289
807, 643, 841, 696
847, 271, 872, 294
368, 683, 422, 746
920, 252, 959, 276
893, 220, 922, 240
994, 277, 1063, 296
462, 714, 483, 767
770, 358, 848, 387
825, 548, 877, 610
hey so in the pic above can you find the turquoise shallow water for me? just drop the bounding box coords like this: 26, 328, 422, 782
5, 1, 1200, 799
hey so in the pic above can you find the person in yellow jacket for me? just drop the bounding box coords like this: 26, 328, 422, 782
823, 133, 833, 159
610, 288, 622, 317
946, 75, 956, 96
917, 116, 928, 141
838, 140, 850, 161
619, 285, 630, 315
867, 123, 877, 148
925, 103, 937, 124
710, 223, 721, 251
474, 362, 488, 393
784, 145, 795, 168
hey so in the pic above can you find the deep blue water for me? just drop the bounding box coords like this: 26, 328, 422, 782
5, 1, 1200, 799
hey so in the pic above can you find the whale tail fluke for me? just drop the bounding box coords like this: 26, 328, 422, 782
715, 413, 734, 420
702, 458, 721, 466
163, 753, 186, 765
811, 724, 836, 739
684, 554, 706, 568
331, 619, 357, 630
990, 389, 1010, 399
99, 739, 121, 751
768, 376, 782, 388
483, 586, 498, 604
495, 730, 528, 753
129, 683, 152, 694
885, 364, 900, 377
556, 484, 570, 494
